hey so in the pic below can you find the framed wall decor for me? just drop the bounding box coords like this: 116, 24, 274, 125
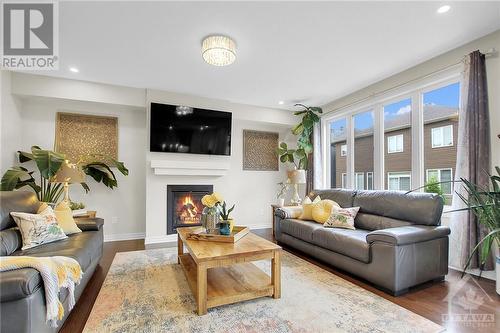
242, 130, 279, 171
55, 112, 118, 163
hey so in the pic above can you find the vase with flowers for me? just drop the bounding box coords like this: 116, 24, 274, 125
200, 192, 223, 234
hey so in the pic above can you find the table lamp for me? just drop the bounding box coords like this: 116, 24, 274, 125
52, 160, 85, 204
287, 169, 306, 205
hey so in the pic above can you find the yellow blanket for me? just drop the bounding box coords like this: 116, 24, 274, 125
0, 256, 83, 327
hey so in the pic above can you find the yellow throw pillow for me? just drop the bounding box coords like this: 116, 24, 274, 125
52, 202, 82, 235
298, 195, 321, 220
312, 199, 341, 224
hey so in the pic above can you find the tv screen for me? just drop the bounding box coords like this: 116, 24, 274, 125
150, 103, 232, 156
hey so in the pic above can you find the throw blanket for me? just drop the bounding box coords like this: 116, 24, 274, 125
0, 256, 83, 327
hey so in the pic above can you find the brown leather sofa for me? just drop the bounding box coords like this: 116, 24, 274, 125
0, 191, 104, 333
274, 189, 450, 295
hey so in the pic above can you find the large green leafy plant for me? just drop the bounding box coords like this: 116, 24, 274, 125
454, 167, 500, 273
1, 146, 129, 203
278, 104, 322, 170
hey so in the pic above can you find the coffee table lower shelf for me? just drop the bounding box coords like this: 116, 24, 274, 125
178, 253, 274, 314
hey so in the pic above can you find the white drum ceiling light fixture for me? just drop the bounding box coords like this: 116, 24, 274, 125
202, 35, 236, 66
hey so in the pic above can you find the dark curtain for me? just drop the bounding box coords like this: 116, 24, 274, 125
465, 50, 492, 270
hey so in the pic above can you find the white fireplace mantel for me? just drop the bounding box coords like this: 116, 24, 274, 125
150, 159, 230, 176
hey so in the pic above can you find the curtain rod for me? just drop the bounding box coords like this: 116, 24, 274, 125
323, 48, 497, 115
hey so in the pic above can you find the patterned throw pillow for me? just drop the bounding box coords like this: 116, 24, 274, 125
10, 206, 67, 250
323, 207, 360, 230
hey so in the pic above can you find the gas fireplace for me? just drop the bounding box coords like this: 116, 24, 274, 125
167, 185, 213, 234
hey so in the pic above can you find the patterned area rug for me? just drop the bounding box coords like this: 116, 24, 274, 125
84, 247, 443, 333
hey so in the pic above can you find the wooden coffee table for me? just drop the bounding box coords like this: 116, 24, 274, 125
177, 226, 282, 315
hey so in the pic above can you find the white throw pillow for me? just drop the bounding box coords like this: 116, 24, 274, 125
10, 206, 67, 250
323, 207, 360, 230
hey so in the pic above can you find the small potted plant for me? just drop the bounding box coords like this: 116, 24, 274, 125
276, 181, 289, 207
219, 201, 235, 235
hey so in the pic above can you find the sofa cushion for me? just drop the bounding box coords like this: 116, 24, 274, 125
0, 268, 42, 302
353, 190, 443, 226
10, 231, 102, 272
309, 189, 355, 208
0, 228, 22, 256
355, 212, 413, 231
312, 228, 371, 263
280, 219, 323, 243
1, 191, 40, 231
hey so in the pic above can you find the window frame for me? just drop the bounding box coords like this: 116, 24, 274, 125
431, 124, 454, 148
387, 134, 404, 153
340, 144, 347, 157
387, 171, 412, 191
366, 172, 374, 190
321, 66, 461, 192
355, 172, 364, 190
426, 168, 453, 195
341, 173, 347, 188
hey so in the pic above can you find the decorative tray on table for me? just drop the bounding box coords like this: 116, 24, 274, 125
186, 226, 249, 243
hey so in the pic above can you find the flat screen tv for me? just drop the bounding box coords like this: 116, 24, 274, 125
150, 103, 232, 156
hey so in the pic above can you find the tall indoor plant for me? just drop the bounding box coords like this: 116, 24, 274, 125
277, 104, 322, 204
0, 145, 129, 204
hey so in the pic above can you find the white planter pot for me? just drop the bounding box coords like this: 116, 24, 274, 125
496, 255, 500, 295
277, 198, 285, 207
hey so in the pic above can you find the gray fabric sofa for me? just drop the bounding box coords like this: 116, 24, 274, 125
274, 189, 450, 295
0, 191, 104, 333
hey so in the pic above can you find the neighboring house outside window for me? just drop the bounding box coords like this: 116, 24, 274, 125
388, 172, 411, 191
388, 134, 404, 153
367, 172, 373, 190
340, 144, 347, 157
431, 125, 453, 148
355, 172, 364, 190
426, 168, 453, 194
341, 173, 347, 188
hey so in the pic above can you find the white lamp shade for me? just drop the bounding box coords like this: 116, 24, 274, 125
287, 169, 307, 184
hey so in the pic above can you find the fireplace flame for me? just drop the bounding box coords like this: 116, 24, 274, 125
177, 193, 201, 224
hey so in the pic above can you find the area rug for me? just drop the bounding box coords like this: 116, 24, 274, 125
84, 247, 443, 333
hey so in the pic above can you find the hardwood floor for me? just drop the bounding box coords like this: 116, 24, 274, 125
61, 229, 499, 333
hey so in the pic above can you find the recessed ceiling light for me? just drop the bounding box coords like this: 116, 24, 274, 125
437, 5, 450, 14
278, 101, 284, 105
69, 67, 79, 73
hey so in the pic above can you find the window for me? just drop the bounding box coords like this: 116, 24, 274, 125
431, 125, 453, 148
367, 172, 373, 190
323, 72, 460, 201
388, 172, 411, 191
354, 110, 374, 190
340, 144, 347, 156
330, 118, 347, 188
426, 168, 453, 195
355, 172, 364, 190
387, 134, 404, 153
423, 82, 459, 204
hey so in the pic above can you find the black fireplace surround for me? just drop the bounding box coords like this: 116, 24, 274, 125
167, 185, 213, 234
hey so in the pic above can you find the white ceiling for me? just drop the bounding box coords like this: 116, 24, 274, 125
40, 1, 500, 109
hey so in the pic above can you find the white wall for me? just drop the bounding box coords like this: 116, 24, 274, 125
145, 89, 297, 244
1, 70, 23, 174
13, 97, 148, 241
1, 73, 298, 243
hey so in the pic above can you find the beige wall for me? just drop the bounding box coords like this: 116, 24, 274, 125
323, 29, 500, 173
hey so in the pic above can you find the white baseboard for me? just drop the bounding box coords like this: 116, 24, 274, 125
145, 234, 178, 245
449, 265, 496, 281
144, 225, 271, 245
104, 232, 145, 242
